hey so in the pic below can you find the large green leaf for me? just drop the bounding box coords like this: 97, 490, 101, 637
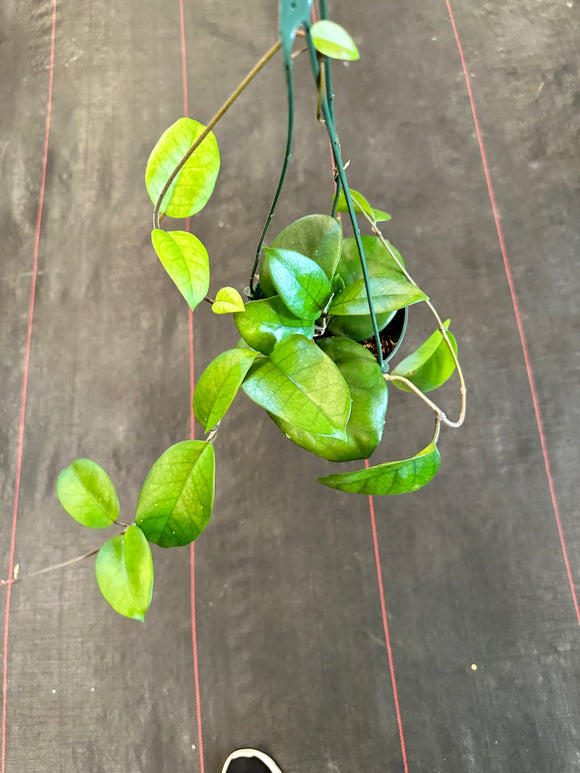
234, 296, 314, 355
318, 443, 441, 494
329, 276, 427, 317
328, 235, 406, 339
311, 20, 360, 61
145, 117, 220, 218
242, 334, 351, 439
135, 441, 215, 548
151, 229, 209, 310
259, 215, 342, 295
57, 459, 119, 529
335, 189, 391, 222
95, 525, 154, 621
193, 348, 258, 431
270, 337, 388, 461
262, 248, 332, 320
392, 320, 458, 393
212, 286, 245, 314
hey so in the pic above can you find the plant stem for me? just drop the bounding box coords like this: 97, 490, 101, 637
362, 213, 467, 426
153, 38, 283, 229
0, 548, 100, 586
384, 373, 462, 429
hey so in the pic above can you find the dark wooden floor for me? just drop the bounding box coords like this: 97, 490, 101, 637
1, 1, 579, 771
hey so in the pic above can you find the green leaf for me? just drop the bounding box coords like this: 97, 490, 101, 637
260, 215, 342, 295
329, 276, 427, 317
319, 443, 441, 495
151, 229, 209, 310
57, 459, 119, 529
135, 441, 215, 548
311, 20, 360, 61
392, 320, 458, 393
335, 189, 391, 222
212, 286, 245, 314
193, 348, 258, 431
95, 525, 154, 621
270, 337, 388, 461
242, 334, 351, 439
262, 248, 332, 320
145, 117, 220, 218
234, 296, 315, 355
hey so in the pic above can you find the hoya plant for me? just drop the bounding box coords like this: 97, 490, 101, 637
31, 1, 466, 620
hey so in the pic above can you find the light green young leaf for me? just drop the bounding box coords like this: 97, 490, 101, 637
242, 334, 351, 439
335, 189, 391, 222
193, 348, 258, 431
392, 320, 458, 393
234, 296, 315, 355
318, 443, 441, 495
136, 441, 215, 548
57, 459, 119, 529
212, 287, 245, 314
329, 276, 427, 316
262, 247, 332, 320
145, 117, 220, 218
95, 525, 154, 621
270, 337, 388, 461
151, 229, 209, 310
260, 214, 342, 294
311, 20, 360, 61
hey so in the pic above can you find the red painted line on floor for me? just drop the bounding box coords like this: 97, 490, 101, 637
178, 1, 206, 770
1, 1, 58, 770
445, 0, 580, 625
366, 464, 409, 773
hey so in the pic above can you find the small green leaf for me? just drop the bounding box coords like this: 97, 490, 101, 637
193, 348, 258, 431
136, 441, 215, 548
95, 525, 154, 621
270, 337, 388, 461
151, 229, 209, 310
262, 248, 332, 320
57, 459, 119, 529
145, 117, 220, 218
212, 287, 245, 314
335, 189, 391, 222
260, 215, 342, 295
311, 20, 360, 61
234, 296, 315, 355
329, 276, 427, 317
318, 443, 441, 495
242, 334, 351, 439
392, 320, 458, 393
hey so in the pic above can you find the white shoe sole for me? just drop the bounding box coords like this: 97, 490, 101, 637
221, 748, 284, 773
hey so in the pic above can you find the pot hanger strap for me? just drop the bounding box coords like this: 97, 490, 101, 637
278, 0, 313, 62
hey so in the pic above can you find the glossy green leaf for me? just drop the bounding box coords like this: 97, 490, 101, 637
319, 442, 441, 495
311, 20, 360, 61
392, 320, 458, 393
262, 248, 332, 320
193, 348, 258, 431
329, 276, 427, 317
242, 334, 351, 439
259, 215, 342, 295
212, 286, 245, 314
151, 229, 209, 310
335, 189, 391, 222
327, 235, 407, 339
95, 525, 154, 621
136, 441, 215, 548
270, 337, 388, 461
57, 459, 119, 529
145, 117, 220, 218
234, 296, 315, 355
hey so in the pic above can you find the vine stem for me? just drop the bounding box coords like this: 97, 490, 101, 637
363, 213, 467, 427
153, 38, 284, 229
0, 548, 100, 586
384, 373, 462, 429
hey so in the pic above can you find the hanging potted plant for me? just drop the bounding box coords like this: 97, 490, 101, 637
7, 0, 465, 621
